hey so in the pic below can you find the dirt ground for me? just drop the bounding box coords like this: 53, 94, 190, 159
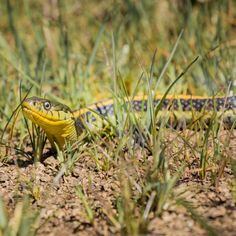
0, 130, 236, 236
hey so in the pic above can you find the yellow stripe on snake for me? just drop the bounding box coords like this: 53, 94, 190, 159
22, 95, 236, 150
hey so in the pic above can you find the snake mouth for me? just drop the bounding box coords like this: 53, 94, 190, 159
22, 107, 73, 136
22, 105, 47, 125
22, 101, 65, 124
22, 97, 75, 122
22, 102, 36, 121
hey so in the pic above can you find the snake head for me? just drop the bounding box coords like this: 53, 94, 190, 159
22, 96, 77, 149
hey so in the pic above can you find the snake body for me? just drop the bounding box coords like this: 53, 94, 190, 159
22, 95, 236, 149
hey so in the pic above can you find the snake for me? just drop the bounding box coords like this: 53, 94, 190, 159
21, 95, 236, 150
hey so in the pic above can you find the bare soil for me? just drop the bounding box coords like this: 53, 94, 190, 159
0, 130, 236, 236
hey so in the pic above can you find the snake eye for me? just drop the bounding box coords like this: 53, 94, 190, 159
43, 101, 51, 110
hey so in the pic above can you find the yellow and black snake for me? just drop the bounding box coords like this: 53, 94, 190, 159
22, 95, 236, 149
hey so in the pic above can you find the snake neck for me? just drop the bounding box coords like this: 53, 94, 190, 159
44, 118, 78, 150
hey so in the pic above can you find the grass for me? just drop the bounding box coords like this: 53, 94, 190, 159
0, 196, 39, 236
0, 0, 236, 235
